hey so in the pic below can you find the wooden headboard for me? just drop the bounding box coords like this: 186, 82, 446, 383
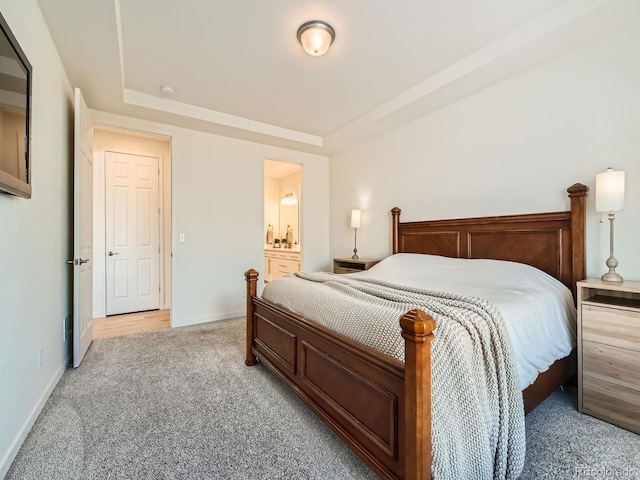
391, 183, 588, 298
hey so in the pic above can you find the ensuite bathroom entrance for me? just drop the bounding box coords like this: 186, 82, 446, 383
264, 159, 302, 283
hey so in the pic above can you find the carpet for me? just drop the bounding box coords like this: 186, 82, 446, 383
6, 317, 640, 479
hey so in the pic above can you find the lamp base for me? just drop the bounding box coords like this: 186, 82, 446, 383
352, 228, 359, 259
602, 253, 623, 282
601, 271, 623, 282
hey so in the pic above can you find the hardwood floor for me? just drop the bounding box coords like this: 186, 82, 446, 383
93, 309, 170, 339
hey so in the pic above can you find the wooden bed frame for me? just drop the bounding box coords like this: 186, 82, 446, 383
244, 183, 588, 480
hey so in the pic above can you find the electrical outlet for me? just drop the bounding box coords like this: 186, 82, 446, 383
38, 349, 43, 368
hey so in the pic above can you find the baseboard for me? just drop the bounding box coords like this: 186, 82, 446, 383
171, 310, 245, 328
0, 360, 68, 478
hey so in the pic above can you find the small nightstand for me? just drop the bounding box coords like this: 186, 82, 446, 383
333, 258, 380, 274
577, 278, 640, 434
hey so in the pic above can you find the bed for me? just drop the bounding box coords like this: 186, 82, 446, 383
244, 183, 588, 479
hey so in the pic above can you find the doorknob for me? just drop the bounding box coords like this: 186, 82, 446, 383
108, 251, 119, 256
67, 259, 90, 265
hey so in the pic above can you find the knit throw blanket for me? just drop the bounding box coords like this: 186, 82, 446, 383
262, 272, 525, 479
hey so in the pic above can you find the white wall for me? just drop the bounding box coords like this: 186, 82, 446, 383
0, 0, 74, 476
330, 22, 640, 282
91, 111, 330, 328
92, 129, 172, 318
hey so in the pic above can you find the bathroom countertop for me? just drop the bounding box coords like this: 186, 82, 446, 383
264, 244, 300, 253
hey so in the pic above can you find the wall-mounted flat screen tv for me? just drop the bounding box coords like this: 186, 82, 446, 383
0, 11, 32, 199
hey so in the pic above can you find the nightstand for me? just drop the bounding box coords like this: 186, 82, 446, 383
577, 278, 640, 434
333, 258, 380, 274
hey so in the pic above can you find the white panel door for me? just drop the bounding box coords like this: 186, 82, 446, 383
105, 152, 160, 315
73, 88, 93, 368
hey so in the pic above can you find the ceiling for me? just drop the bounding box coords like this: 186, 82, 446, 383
265, 159, 302, 180
37, 0, 640, 155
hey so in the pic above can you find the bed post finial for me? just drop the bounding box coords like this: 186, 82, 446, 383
400, 309, 436, 480
244, 269, 259, 366
391, 207, 401, 254
567, 184, 588, 300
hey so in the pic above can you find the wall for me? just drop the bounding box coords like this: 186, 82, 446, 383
92, 129, 172, 318
264, 176, 279, 244
91, 110, 330, 328
330, 22, 640, 281
0, 0, 74, 476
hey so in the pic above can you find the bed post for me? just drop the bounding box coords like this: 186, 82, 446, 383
245, 269, 259, 366
391, 207, 401, 254
567, 183, 588, 300
400, 309, 436, 480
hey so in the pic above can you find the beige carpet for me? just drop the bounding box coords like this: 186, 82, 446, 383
6, 317, 640, 479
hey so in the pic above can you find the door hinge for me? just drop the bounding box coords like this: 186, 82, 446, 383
158, 208, 160, 215
159, 285, 161, 293
158, 247, 161, 254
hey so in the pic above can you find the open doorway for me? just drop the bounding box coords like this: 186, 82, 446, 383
264, 159, 302, 283
91, 127, 172, 338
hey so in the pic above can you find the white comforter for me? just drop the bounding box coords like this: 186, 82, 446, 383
354, 253, 576, 389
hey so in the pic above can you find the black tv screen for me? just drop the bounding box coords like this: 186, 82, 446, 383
0, 11, 32, 199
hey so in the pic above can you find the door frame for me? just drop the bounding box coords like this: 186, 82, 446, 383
92, 127, 172, 319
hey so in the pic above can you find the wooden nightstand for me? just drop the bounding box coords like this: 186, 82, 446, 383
333, 258, 380, 274
577, 278, 640, 433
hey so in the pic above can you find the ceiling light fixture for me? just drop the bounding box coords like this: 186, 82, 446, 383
297, 20, 335, 57
281, 192, 297, 206
160, 84, 174, 95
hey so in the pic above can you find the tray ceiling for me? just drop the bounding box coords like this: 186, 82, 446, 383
37, 0, 640, 154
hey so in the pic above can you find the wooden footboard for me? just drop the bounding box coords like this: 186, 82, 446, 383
245, 272, 576, 479
244, 183, 586, 479
245, 269, 436, 480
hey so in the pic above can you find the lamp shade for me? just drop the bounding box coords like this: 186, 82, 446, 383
595, 168, 625, 212
350, 209, 361, 229
297, 21, 335, 56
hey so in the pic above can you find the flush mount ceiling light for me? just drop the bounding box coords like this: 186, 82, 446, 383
297, 20, 335, 57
